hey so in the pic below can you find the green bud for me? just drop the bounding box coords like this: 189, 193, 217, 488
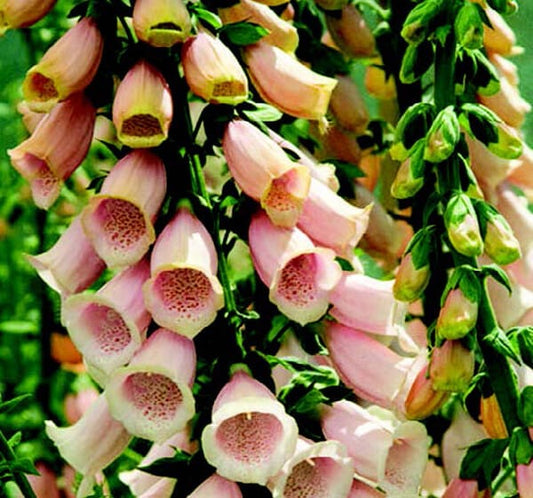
399, 40, 434, 84
401, 0, 444, 45
391, 139, 426, 199
512, 327, 533, 368
444, 193, 484, 257
454, 3, 484, 50
430, 340, 475, 392
390, 102, 436, 161
424, 106, 461, 163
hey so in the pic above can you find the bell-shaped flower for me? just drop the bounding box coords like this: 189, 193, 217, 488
323, 321, 413, 410
113, 60, 173, 148
26, 216, 105, 296
297, 178, 370, 258
483, 6, 520, 56
105, 328, 196, 443
81, 149, 166, 269
442, 478, 490, 498
143, 207, 224, 337
329, 74, 370, 135
64, 387, 99, 424
268, 437, 354, 498
45, 394, 132, 498
249, 211, 342, 325
223, 120, 310, 228
311, 122, 364, 168
0, 0, 56, 34
9, 92, 96, 209
61, 259, 151, 386
480, 394, 508, 439
201, 370, 298, 485
244, 41, 337, 121
17, 100, 45, 133
218, 0, 298, 53
330, 272, 407, 337
188, 473, 243, 498
182, 31, 248, 105
429, 340, 475, 392
22, 18, 103, 112
133, 0, 191, 47
516, 461, 533, 498
348, 479, 386, 497
489, 52, 519, 87
120, 429, 196, 497
321, 400, 429, 497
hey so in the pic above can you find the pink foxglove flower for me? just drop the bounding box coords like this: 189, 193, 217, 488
483, 6, 519, 56
64, 387, 99, 424
182, 32, 248, 105
436, 287, 478, 340
249, 211, 342, 325
329, 272, 407, 337
45, 394, 132, 497
297, 178, 371, 258
188, 473, 243, 498
429, 340, 474, 392
61, 259, 151, 386
267, 437, 354, 498
120, 429, 197, 497
0, 0, 56, 34
201, 370, 298, 485
17, 100, 46, 133
329, 74, 370, 135
133, 0, 191, 47
516, 461, 533, 498
442, 478, 490, 498
321, 400, 429, 496
22, 18, 103, 112
223, 120, 310, 228
143, 207, 224, 337
9, 92, 96, 209
81, 149, 166, 269
26, 216, 105, 296
244, 41, 337, 121
218, 0, 298, 53
105, 328, 196, 443
348, 479, 386, 497
113, 60, 173, 148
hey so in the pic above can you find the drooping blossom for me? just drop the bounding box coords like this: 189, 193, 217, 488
105, 328, 196, 443
329, 74, 370, 135
201, 370, 298, 485
81, 149, 167, 269
22, 18, 103, 112
516, 460, 533, 498
61, 259, 151, 386
249, 210, 342, 325
0, 0, 56, 34
442, 478, 491, 498
143, 207, 224, 337
187, 473, 243, 498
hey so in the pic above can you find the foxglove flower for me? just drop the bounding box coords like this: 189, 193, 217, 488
9, 92, 96, 209
218, 0, 298, 53
113, 60, 173, 148
483, 6, 520, 56
45, 394, 132, 498
429, 340, 474, 392
188, 473, 243, 498
330, 272, 407, 337
480, 394, 508, 439
182, 32, 248, 105
249, 211, 342, 325
0, 0, 56, 34
297, 178, 370, 258
105, 328, 196, 443
133, 0, 191, 47
143, 207, 224, 337
244, 41, 337, 120
268, 437, 354, 498
22, 18, 103, 112
321, 400, 429, 496
26, 216, 105, 296
442, 478, 490, 498
223, 120, 310, 228
81, 149, 166, 268
202, 370, 298, 485
516, 461, 533, 498
329, 74, 369, 135
61, 259, 151, 386
348, 480, 385, 497
436, 288, 479, 340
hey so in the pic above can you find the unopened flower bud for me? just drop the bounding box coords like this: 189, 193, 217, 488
437, 286, 479, 340
401, 0, 444, 46
424, 106, 461, 163
182, 32, 248, 105
480, 394, 508, 438
444, 193, 484, 257
429, 340, 475, 392
0, 0, 56, 34
133, 0, 191, 47
399, 40, 434, 84
404, 364, 449, 420
454, 2, 484, 50
391, 139, 426, 199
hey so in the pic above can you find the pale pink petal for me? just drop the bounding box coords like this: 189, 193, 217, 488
348, 479, 385, 497
188, 473, 243, 498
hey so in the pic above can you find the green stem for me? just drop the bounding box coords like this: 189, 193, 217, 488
434, 30, 456, 111
0, 429, 37, 498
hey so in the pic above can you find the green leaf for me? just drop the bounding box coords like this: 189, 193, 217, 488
519, 386, 533, 427
483, 328, 522, 364
139, 451, 192, 478
509, 427, 533, 466
241, 103, 283, 123
4, 458, 40, 476
190, 6, 223, 30
460, 438, 508, 488
220, 22, 269, 46
482, 264, 512, 294
7, 432, 22, 448
0, 394, 32, 415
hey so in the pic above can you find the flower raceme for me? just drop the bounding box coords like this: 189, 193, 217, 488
112, 60, 173, 148
0, 0, 56, 34
248, 210, 342, 325
81, 149, 167, 269
105, 328, 196, 443
201, 370, 298, 485
8, 92, 96, 209
22, 17, 103, 112
182, 31, 249, 106
222, 120, 311, 228
143, 207, 224, 338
